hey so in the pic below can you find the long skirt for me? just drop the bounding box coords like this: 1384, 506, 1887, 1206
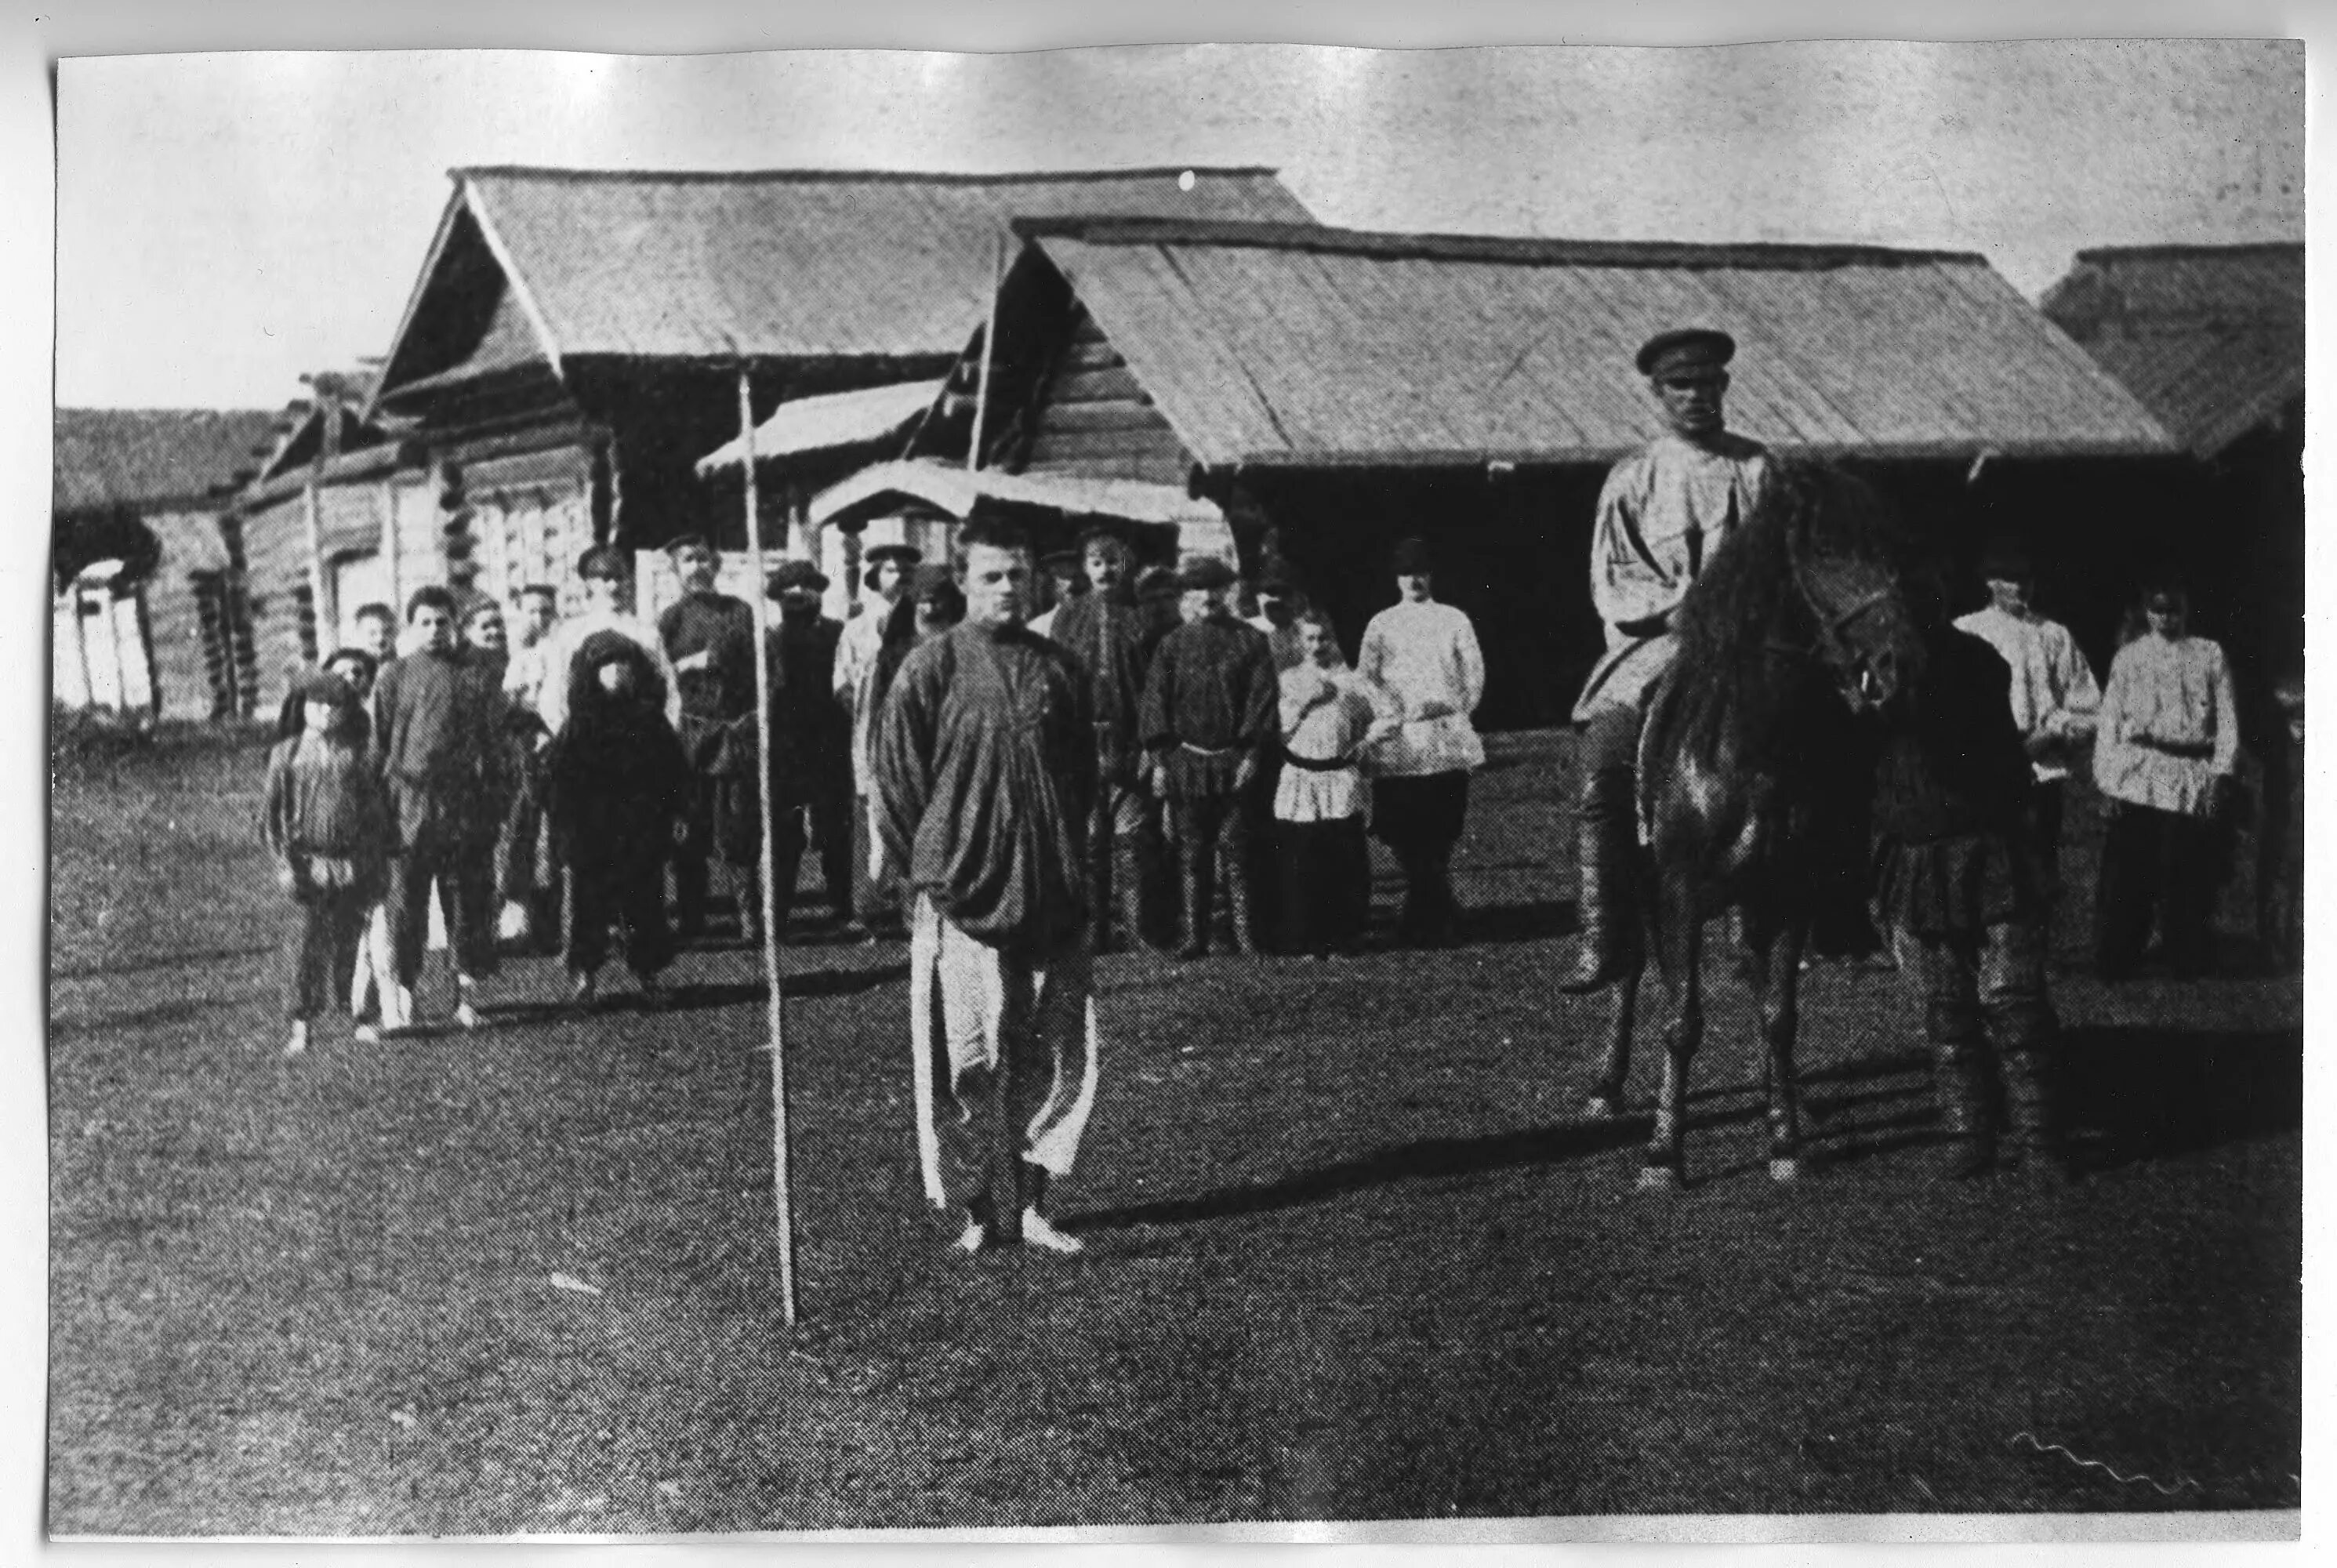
907, 895, 1101, 1218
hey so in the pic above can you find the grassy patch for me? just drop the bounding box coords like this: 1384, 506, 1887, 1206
49, 730, 2301, 1532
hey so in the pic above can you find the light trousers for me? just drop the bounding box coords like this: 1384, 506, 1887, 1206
907, 894, 1102, 1215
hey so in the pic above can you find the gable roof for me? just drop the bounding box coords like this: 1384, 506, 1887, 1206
53, 408, 285, 514
810, 456, 1223, 532
374, 165, 1312, 412
2038, 242, 2304, 458
1002, 218, 2175, 469
696, 378, 945, 474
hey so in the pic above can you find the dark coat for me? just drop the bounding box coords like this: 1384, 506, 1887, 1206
543, 633, 693, 874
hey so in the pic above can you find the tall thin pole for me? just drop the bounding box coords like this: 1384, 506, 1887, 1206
967, 231, 1004, 474
738, 365, 800, 1327
380, 476, 401, 615
303, 467, 329, 659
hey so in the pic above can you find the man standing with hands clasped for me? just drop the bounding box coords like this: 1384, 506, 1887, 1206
1141, 557, 1280, 960
875, 519, 1101, 1256
1559, 326, 1773, 990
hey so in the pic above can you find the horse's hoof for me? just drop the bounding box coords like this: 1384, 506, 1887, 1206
1635, 1165, 1682, 1193
1768, 1157, 1802, 1183
1584, 1095, 1619, 1120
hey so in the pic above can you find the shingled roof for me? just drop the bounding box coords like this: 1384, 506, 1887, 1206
373, 165, 1312, 412
1001, 218, 2175, 468
2039, 242, 2303, 458
53, 408, 285, 514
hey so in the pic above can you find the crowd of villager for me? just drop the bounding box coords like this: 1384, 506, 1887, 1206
258, 324, 2304, 1254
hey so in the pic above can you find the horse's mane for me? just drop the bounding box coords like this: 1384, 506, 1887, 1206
1663, 459, 1938, 757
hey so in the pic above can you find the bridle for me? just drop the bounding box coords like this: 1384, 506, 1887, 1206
1769, 509, 1900, 683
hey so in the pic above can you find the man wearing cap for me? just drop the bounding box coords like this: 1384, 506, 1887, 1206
1558, 326, 1773, 991
657, 534, 760, 941
1045, 527, 1156, 951
1026, 548, 1089, 641
1356, 536, 1486, 946
1954, 538, 2101, 895
873, 518, 1099, 1255
1141, 557, 1280, 958
763, 558, 858, 932
836, 543, 922, 931
533, 544, 678, 739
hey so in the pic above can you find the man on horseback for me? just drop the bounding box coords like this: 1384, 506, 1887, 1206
1559, 327, 1773, 992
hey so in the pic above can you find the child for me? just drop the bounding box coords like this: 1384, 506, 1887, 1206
543, 630, 693, 1007
1275, 612, 1398, 958
263, 670, 393, 1058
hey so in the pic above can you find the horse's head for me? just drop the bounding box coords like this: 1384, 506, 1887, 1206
1791, 550, 1925, 720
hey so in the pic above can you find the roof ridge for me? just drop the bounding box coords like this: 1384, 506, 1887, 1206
2073, 241, 2304, 263
453, 163, 1285, 186
1015, 216, 1988, 270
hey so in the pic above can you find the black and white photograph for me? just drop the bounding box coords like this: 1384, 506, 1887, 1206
39, 23, 2306, 1543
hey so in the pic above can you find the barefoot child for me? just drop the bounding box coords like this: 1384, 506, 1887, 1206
263, 670, 393, 1058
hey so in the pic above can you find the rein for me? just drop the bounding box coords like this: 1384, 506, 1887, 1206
1775, 514, 1893, 668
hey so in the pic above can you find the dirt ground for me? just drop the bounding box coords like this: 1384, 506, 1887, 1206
46, 727, 2300, 1534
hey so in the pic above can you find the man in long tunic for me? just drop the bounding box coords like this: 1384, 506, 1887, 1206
1952, 537, 2100, 903
762, 559, 859, 933
533, 545, 678, 739
1558, 327, 1774, 991
1141, 557, 1280, 959
657, 535, 759, 941
874, 519, 1100, 1255
835, 542, 921, 931
1355, 537, 1487, 948
1043, 527, 1155, 951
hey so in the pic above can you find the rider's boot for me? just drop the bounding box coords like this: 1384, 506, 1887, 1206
1999, 1040, 2072, 1180
1929, 1036, 1998, 1180
1557, 768, 1642, 993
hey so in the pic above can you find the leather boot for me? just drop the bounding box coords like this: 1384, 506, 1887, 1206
1227, 862, 1261, 956
2000, 1045, 2070, 1179
769, 846, 802, 943
1177, 851, 1212, 960
1929, 1038, 1998, 1180
1087, 832, 1118, 953
1556, 769, 1642, 992
1115, 840, 1155, 953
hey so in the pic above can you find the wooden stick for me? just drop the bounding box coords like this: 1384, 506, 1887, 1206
967, 231, 1003, 474
738, 364, 800, 1327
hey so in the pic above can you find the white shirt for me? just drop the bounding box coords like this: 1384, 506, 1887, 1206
534, 608, 678, 735
2092, 632, 2240, 817
1355, 599, 1486, 777
836, 601, 896, 788
1276, 662, 1392, 822
1953, 605, 2103, 783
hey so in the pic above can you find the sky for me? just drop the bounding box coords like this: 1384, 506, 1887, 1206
55, 39, 2304, 411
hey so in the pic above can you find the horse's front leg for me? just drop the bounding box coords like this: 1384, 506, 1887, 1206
1640, 878, 1700, 1190
1584, 964, 1639, 1119
1746, 916, 1808, 1181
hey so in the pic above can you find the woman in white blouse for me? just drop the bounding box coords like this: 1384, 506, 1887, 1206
2092, 582, 2241, 979
1355, 536, 1486, 946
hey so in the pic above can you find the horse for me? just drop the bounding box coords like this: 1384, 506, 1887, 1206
1579, 459, 1935, 1189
